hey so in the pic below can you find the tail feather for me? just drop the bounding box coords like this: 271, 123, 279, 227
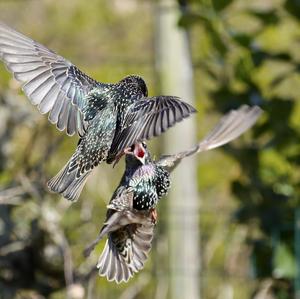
98, 238, 133, 283
47, 155, 91, 201
131, 246, 143, 271
97, 221, 154, 283
107, 247, 117, 281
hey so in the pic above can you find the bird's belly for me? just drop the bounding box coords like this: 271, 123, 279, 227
78, 109, 117, 168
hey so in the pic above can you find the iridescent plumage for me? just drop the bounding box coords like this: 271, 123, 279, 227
0, 23, 196, 201
84, 142, 169, 283
85, 105, 263, 283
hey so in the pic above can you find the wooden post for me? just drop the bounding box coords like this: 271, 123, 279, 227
155, 1, 200, 299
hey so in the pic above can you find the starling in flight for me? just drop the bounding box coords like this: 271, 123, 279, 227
0, 23, 196, 201
84, 105, 262, 283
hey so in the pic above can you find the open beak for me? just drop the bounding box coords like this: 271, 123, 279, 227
113, 143, 146, 167
133, 142, 146, 165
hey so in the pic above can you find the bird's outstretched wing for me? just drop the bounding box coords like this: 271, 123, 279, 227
0, 23, 108, 136
157, 105, 262, 172
107, 96, 196, 161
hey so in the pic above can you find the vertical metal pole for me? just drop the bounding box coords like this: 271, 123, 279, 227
295, 208, 300, 299
155, 1, 200, 299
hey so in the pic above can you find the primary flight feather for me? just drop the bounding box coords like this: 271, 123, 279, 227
0, 23, 196, 201
84, 105, 262, 283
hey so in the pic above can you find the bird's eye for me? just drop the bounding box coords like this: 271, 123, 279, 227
130, 144, 135, 151
142, 142, 147, 149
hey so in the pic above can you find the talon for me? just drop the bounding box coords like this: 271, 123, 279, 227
150, 208, 158, 224
113, 148, 129, 168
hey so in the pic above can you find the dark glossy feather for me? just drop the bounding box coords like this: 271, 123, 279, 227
97, 220, 154, 283
47, 106, 117, 201
84, 188, 155, 284
0, 23, 197, 202
108, 96, 196, 160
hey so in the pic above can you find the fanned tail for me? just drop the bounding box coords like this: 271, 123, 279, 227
47, 154, 91, 201
97, 222, 154, 283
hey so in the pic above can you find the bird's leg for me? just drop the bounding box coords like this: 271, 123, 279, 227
150, 208, 158, 224
112, 147, 131, 168
83, 231, 103, 257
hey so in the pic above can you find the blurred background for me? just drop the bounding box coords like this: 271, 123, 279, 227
0, 0, 299, 298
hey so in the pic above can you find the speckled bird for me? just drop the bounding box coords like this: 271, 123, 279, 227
83, 141, 169, 283
84, 105, 262, 283
0, 23, 196, 201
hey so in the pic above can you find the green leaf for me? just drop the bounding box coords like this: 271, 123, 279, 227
273, 243, 296, 279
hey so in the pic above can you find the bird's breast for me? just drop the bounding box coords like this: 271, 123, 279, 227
133, 165, 156, 181
129, 165, 158, 210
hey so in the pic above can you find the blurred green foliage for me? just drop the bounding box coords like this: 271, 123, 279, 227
185, 0, 300, 298
0, 0, 300, 299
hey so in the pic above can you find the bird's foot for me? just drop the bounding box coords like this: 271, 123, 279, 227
150, 208, 158, 224
112, 147, 132, 168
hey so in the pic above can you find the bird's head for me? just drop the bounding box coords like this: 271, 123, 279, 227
119, 75, 148, 97
125, 142, 151, 167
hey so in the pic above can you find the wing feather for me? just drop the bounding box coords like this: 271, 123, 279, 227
38, 82, 60, 114
84, 184, 155, 283
0, 23, 106, 136
157, 105, 262, 172
48, 92, 65, 124
108, 96, 196, 160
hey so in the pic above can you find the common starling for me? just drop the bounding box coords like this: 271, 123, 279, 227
84, 105, 262, 283
83, 141, 168, 283
0, 23, 196, 201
